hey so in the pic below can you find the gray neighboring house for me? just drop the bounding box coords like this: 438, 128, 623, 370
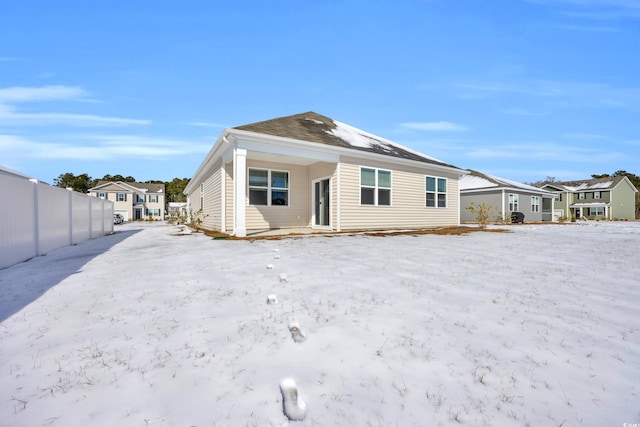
460, 170, 554, 223
540, 176, 638, 220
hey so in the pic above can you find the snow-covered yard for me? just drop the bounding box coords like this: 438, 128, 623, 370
1, 221, 638, 426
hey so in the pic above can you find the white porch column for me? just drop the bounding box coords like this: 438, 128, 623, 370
233, 148, 247, 237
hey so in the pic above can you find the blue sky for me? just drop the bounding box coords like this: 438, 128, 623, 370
1, 0, 639, 185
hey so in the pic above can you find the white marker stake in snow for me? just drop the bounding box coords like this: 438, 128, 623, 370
280, 378, 307, 421
267, 264, 274, 270
279, 273, 287, 282
267, 294, 278, 305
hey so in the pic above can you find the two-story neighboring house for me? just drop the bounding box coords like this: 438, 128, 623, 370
540, 176, 638, 221
88, 181, 166, 221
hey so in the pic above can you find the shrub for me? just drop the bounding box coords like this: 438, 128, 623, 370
466, 202, 498, 228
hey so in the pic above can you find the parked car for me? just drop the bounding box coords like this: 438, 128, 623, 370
113, 213, 124, 224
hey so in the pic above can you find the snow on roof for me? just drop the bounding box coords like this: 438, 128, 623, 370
459, 174, 499, 190
460, 170, 550, 193
327, 119, 446, 164
564, 181, 614, 192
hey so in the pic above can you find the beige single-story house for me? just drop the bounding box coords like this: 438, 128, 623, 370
184, 112, 468, 237
89, 181, 166, 221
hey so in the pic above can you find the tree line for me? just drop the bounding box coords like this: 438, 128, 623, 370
53, 173, 189, 203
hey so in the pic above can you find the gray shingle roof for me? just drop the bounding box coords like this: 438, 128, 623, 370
544, 176, 626, 192
93, 181, 165, 193
234, 111, 459, 169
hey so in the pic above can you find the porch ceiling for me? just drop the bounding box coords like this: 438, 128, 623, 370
247, 150, 326, 166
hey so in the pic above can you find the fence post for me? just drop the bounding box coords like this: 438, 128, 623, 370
89, 195, 93, 239
68, 188, 73, 245
29, 179, 40, 256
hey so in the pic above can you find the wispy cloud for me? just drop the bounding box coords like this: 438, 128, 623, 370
0, 85, 149, 127
184, 121, 228, 128
526, 0, 640, 21
466, 141, 624, 162
455, 79, 640, 111
0, 106, 150, 127
0, 85, 88, 103
401, 121, 468, 132
555, 23, 621, 31
0, 134, 211, 161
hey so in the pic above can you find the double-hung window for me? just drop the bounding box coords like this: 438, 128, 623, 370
117, 193, 126, 202
578, 192, 585, 200
531, 196, 540, 212
149, 194, 158, 203
594, 191, 601, 199
98, 192, 106, 199
249, 168, 289, 206
508, 194, 519, 211
136, 194, 145, 203
426, 176, 447, 207
360, 167, 391, 206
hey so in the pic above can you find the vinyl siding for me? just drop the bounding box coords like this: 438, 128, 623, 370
338, 156, 460, 230
245, 160, 310, 231
612, 182, 636, 220
201, 158, 222, 230
460, 191, 503, 223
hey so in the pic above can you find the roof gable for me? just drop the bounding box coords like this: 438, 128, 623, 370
461, 170, 552, 194
90, 181, 165, 193
544, 176, 630, 192
234, 112, 459, 169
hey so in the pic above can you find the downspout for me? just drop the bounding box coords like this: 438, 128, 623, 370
336, 162, 341, 232
220, 162, 226, 232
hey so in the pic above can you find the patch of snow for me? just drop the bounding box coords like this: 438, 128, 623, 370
459, 174, 499, 190
327, 120, 446, 164
1, 221, 639, 426
304, 117, 324, 125
564, 180, 614, 192
267, 294, 278, 305
280, 378, 307, 421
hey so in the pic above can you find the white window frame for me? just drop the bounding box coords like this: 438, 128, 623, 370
531, 196, 540, 213
117, 193, 126, 202
360, 167, 391, 206
248, 168, 290, 207
508, 194, 519, 211
594, 191, 601, 199
98, 192, 106, 199
149, 194, 158, 203
579, 192, 585, 200
426, 175, 447, 208
136, 194, 145, 203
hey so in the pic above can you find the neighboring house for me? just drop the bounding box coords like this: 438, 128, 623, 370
540, 176, 638, 221
89, 181, 166, 221
168, 202, 188, 220
460, 170, 555, 223
184, 111, 468, 237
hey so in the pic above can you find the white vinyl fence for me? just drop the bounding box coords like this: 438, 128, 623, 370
0, 172, 114, 269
